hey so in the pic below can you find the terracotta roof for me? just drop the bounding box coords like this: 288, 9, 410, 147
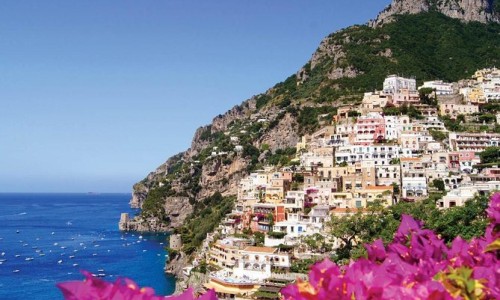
400, 157, 421, 161
242, 246, 277, 254
365, 186, 393, 191
330, 208, 365, 214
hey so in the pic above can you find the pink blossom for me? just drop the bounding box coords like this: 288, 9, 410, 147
57, 272, 216, 300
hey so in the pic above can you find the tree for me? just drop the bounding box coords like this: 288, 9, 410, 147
253, 232, 265, 246
391, 182, 400, 196
429, 129, 448, 142
390, 158, 400, 165
479, 146, 500, 164
419, 87, 437, 106
433, 179, 446, 192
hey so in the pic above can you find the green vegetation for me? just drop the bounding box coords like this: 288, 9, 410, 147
175, 192, 235, 254
297, 106, 337, 133
141, 184, 176, 223
440, 115, 465, 131
329, 194, 489, 263
253, 232, 265, 246
267, 231, 286, 239
303, 233, 332, 253
290, 258, 322, 274
252, 291, 280, 300
479, 146, 500, 164
263, 12, 499, 107
256, 94, 272, 110
265, 147, 297, 167
429, 129, 448, 142
165, 247, 180, 262
383, 104, 423, 119
432, 178, 446, 192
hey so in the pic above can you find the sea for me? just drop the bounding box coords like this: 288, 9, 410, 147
0, 193, 176, 300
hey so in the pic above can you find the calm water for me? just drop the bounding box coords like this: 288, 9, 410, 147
0, 193, 175, 300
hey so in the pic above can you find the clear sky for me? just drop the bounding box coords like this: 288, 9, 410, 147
0, 0, 391, 193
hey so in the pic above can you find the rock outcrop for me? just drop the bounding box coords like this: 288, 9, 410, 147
370, 0, 499, 27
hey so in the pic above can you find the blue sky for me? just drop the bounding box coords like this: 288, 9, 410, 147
0, 0, 390, 192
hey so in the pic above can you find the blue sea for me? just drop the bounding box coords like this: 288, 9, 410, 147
0, 193, 175, 300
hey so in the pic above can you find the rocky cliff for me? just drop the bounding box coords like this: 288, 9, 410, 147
370, 0, 499, 27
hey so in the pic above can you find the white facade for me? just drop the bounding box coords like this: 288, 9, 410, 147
437, 186, 478, 209
384, 115, 402, 140
402, 176, 428, 198
376, 165, 401, 186
284, 191, 305, 211
272, 220, 311, 237
419, 80, 453, 95
300, 150, 335, 168
383, 75, 417, 94
335, 144, 408, 166
234, 247, 290, 281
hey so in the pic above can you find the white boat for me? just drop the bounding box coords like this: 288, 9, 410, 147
58, 260, 63, 264
69, 255, 75, 259
97, 273, 106, 277
25, 257, 34, 261
15, 255, 20, 258
13, 269, 20, 273
73, 263, 78, 267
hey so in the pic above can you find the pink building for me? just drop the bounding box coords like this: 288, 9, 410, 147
449, 151, 481, 173
392, 88, 420, 106
355, 113, 386, 145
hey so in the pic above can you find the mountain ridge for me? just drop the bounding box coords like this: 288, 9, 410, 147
370, 0, 499, 26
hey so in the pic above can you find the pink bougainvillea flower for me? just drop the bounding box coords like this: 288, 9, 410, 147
394, 214, 423, 242
57, 272, 216, 300
365, 239, 386, 262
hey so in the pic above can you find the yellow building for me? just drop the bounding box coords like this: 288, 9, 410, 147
204, 277, 258, 300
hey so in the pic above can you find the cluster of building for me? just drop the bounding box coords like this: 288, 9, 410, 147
174, 69, 500, 299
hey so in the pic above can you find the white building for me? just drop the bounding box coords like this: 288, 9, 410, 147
284, 191, 305, 212
402, 176, 428, 199
376, 165, 401, 186
272, 220, 312, 238
383, 75, 417, 94
334, 144, 409, 166
300, 148, 335, 168
234, 246, 291, 281
384, 115, 402, 141
419, 80, 453, 95
437, 186, 479, 209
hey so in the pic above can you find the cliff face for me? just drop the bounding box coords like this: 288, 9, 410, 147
370, 0, 499, 27
128, 95, 300, 231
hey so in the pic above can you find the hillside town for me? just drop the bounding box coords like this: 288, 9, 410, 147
170, 68, 500, 300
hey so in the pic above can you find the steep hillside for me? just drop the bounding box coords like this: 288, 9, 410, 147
128, 3, 500, 233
